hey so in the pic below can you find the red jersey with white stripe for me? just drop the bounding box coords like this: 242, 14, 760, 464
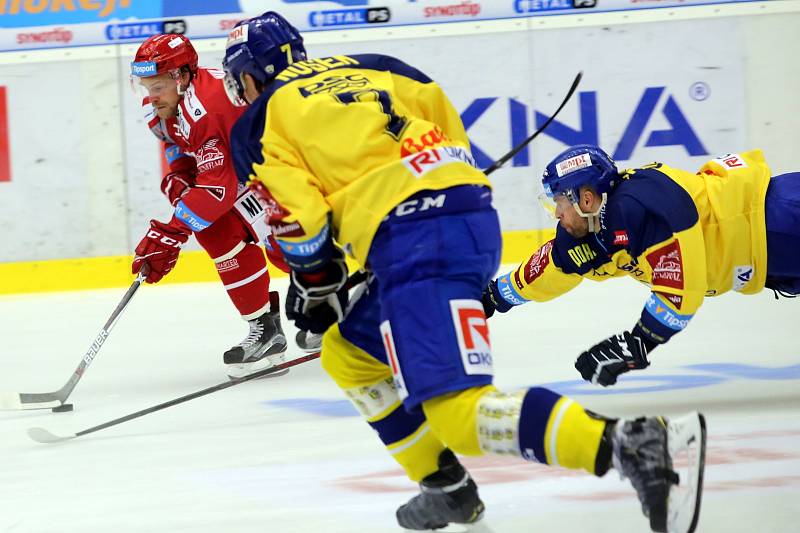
144, 67, 246, 231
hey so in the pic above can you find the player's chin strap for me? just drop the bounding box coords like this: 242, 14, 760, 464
573, 192, 607, 233
173, 68, 193, 97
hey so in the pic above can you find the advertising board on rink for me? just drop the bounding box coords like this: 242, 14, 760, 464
0, 0, 762, 51
0, 0, 796, 269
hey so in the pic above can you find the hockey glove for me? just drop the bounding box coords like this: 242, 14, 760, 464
575, 330, 651, 387
481, 279, 514, 318
285, 249, 349, 334
160, 171, 192, 207
132, 217, 191, 284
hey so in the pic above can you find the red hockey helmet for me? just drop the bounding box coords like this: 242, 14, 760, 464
131, 34, 198, 77
130, 34, 198, 100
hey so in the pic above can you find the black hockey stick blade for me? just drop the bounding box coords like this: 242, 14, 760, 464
1, 273, 145, 411
483, 71, 583, 176
27, 351, 321, 444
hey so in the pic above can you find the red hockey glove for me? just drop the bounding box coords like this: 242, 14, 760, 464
160, 171, 192, 207
132, 217, 191, 283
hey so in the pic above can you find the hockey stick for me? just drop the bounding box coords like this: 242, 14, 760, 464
27, 271, 366, 441
483, 71, 583, 176
0, 271, 146, 411
27, 351, 321, 443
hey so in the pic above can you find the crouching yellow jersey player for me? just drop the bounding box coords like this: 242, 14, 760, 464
483, 144, 800, 387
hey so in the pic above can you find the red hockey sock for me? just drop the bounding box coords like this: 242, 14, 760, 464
215, 242, 271, 319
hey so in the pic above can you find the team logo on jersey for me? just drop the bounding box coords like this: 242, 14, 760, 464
194, 137, 225, 174
451, 300, 493, 376
278, 224, 331, 258
523, 240, 553, 284
196, 184, 225, 201
182, 84, 207, 123
391, 193, 446, 218
613, 230, 629, 246
380, 320, 407, 400
402, 146, 476, 178
175, 201, 211, 231
732, 265, 754, 292
714, 153, 747, 170
646, 240, 684, 289
262, 196, 290, 220
656, 291, 683, 310
164, 144, 185, 164
645, 293, 692, 331
253, 188, 302, 238
496, 272, 526, 305
567, 242, 597, 268
400, 126, 451, 157
216, 259, 239, 273
271, 221, 306, 238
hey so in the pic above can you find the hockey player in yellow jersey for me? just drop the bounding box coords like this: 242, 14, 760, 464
223, 12, 706, 532
483, 144, 800, 387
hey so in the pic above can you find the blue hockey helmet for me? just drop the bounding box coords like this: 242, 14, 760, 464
542, 144, 618, 201
540, 144, 618, 233
222, 11, 306, 106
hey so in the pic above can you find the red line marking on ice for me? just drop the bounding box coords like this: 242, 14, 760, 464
559, 476, 800, 501
332, 442, 800, 494
711, 428, 800, 442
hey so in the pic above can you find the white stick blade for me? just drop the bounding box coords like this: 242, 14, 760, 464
667, 412, 707, 533
0, 393, 62, 410
27, 427, 76, 444
0, 393, 22, 410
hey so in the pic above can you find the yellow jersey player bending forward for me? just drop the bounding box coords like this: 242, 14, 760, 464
224, 13, 707, 533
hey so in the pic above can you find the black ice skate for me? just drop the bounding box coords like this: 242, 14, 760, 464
295, 329, 323, 353
612, 413, 706, 533
223, 292, 287, 379
396, 449, 485, 531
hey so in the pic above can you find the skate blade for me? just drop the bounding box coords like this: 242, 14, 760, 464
227, 368, 290, 381
666, 412, 707, 533
226, 354, 289, 380
404, 520, 495, 533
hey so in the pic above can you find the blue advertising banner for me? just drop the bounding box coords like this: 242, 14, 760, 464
0, 0, 764, 52
0, 0, 161, 28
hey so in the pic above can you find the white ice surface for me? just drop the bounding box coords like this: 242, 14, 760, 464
1, 272, 798, 532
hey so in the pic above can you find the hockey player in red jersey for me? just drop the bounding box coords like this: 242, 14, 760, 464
129, 34, 291, 378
